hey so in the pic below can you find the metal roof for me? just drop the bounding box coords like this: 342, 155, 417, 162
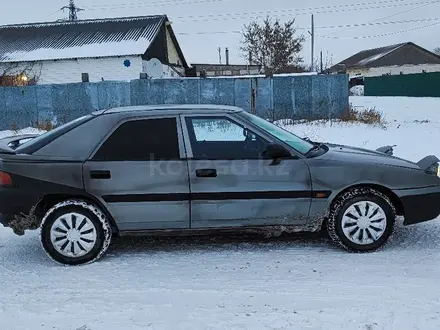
338, 43, 408, 69
331, 42, 440, 70
96, 104, 244, 115
0, 15, 166, 63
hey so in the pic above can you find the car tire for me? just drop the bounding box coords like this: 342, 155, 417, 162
40, 199, 112, 266
327, 187, 396, 252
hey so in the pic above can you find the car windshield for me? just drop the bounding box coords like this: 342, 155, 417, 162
237, 111, 314, 154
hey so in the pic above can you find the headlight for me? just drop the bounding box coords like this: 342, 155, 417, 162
426, 162, 440, 177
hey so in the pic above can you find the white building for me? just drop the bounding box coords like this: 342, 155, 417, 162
0, 15, 188, 86
330, 42, 440, 79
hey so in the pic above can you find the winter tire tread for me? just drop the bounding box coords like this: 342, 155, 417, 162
40, 199, 112, 266
327, 187, 396, 252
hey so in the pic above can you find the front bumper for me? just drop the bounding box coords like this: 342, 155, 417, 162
393, 185, 440, 225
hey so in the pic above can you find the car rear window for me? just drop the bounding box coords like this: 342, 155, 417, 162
15, 115, 95, 154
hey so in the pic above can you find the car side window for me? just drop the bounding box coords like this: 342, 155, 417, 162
185, 116, 269, 159
92, 117, 180, 161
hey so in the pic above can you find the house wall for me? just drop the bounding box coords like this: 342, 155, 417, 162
348, 64, 440, 78
347, 68, 369, 78
366, 64, 440, 76
165, 27, 182, 66
4, 56, 144, 85
0, 74, 349, 130
141, 61, 185, 78
203, 68, 262, 77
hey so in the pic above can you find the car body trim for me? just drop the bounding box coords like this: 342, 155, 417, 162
102, 190, 332, 203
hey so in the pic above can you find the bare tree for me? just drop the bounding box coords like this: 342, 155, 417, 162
0, 62, 41, 86
434, 47, 440, 56
240, 16, 305, 73
314, 51, 334, 73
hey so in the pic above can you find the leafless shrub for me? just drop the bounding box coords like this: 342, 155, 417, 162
35, 119, 54, 131
339, 105, 384, 125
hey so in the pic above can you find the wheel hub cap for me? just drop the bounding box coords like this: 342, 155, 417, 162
341, 201, 387, 245
67, 229, 81, 242
49, 212, 97, 258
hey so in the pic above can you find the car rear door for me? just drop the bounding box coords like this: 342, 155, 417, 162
181, 113, 313, 229
83, 114, 190, 231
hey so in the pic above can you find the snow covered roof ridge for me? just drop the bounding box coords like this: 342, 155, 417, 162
0, 15, 167, 62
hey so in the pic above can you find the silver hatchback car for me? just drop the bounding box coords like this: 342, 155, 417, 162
1, 104, 440, 265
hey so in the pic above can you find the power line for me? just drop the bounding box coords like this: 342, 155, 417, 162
317, 16, 440, 29
171, 0, 440, 23
317, 21, 440, 39
84, 0, 417, 10
82, 0, 433, 17
173, 17, 440, 35
45, 9, 63, 19
320, 0, 440, 37
51, 0, 438, 26
85, 0, 229, 9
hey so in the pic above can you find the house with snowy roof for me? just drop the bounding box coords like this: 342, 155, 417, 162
0, 15, 188, 86
329, 42, 440, 79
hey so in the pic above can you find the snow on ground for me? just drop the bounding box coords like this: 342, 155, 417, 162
289, 96, 440, 162
349, 85, 364, 96
0, 127, 45, 139
2, 96, 440, 330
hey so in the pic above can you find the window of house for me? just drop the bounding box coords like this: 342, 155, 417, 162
92, 117, 180, 161
185, 116, 269, 159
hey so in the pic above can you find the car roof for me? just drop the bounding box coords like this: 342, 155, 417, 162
92, 104, 244, 115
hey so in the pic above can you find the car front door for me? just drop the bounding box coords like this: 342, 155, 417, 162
181, 113, 313, 229
83, 115, 190, 232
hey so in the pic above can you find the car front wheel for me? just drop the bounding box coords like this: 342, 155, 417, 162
40, 199, 112, 265
327, 187, 396, 252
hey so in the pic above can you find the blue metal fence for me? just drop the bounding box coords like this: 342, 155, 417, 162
0, 74, 349, 130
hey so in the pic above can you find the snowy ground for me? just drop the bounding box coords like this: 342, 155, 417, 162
2, 96, 440, 330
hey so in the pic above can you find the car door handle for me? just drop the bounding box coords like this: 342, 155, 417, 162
90, 170, 111, 179
195, 168, 217, 178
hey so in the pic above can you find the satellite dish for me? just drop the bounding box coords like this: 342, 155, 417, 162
145, 58, 163, 79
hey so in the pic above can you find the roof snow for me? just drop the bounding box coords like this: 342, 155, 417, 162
331, 42, 408, 69
0, 15, 166, 63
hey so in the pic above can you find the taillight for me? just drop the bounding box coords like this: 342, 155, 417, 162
0, 171, 12, 186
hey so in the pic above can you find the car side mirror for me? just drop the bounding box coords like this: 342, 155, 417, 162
265, 143, 291, 159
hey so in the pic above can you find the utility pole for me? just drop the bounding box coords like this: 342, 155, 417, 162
308, 14, 315, 72
218, 47, 222, 64
61, 0, 84, 21
320, 50, 323, 73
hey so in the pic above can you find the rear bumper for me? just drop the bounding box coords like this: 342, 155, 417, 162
0, 214, 12, 227
0, 187, 38, 230
393, 185, 440, 225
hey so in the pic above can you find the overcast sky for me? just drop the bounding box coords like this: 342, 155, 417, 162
0, 0, 439, 66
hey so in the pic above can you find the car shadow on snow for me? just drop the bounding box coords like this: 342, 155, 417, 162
105, 231, 329, 258
105, 218, 440, 259
2, 218, 440, 267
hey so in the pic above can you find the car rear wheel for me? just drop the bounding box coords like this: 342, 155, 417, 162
327, 187, 396, 252
40, 200, 112, 265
